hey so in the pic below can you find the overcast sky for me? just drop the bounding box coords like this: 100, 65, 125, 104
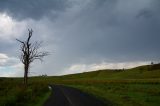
0, 0, 160, 77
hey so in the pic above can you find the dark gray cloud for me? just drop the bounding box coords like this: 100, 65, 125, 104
136, 10, 153, 19
54, 0, 160, 60
0, 0, 71, 20
1, 0, 160, 76
32, 0, 160, 75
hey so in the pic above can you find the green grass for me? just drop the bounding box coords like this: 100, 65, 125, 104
0, 79, 50, 106
68, 83, 160, 106
60, 64, 160, 80
29, 91, 51, 106
0, 63, 160, 105
55, 64, 160, 106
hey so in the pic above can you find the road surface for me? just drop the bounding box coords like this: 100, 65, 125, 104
44, 85, 108, 106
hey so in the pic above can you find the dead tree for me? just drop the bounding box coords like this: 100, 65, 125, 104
16, 29, 48, 86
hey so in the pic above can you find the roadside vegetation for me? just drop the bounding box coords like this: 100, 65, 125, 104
55, 63, 160, 106
0, 63, 160, 105
0, 78, 50, 106
69, 83, 160, 106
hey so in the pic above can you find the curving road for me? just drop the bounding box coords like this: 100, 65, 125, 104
44, 85, 107, 106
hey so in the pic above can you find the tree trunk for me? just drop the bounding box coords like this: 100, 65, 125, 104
24, 64, 29, 86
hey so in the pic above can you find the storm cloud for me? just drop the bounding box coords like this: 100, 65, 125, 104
0, 0, 71, 20
0, 0, 160, 76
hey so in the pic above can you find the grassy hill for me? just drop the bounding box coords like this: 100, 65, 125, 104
55, 64, 160, 106
1, 63, 160, 106
58, 63, 160, 81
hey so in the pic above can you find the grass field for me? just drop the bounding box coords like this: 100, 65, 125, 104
0, 63, 160, 106
68, 83, 160, 106
56, 63, 160, 106
0, 78, 50, 106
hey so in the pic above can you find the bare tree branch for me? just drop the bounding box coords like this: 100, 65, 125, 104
16, 29, 48, 86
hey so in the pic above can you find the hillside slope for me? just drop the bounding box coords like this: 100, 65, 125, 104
60, 64, 160, 80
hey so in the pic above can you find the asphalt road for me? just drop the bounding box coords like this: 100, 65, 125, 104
44, 85, 107, 106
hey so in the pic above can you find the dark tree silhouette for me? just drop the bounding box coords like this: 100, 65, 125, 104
16, 29, 48, 86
